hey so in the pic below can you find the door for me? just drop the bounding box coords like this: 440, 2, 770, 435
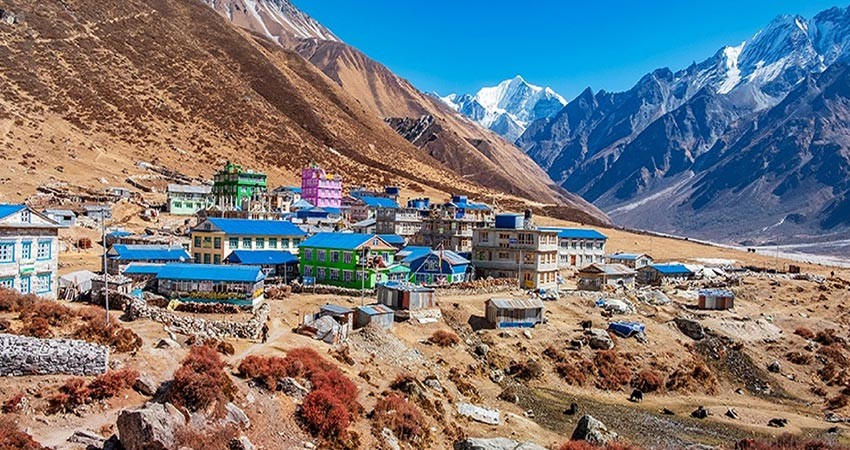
570, 255, 577, 266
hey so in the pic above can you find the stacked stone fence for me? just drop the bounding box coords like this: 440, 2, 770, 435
291, 283, 375, 297
0, 333, 108, 376
122, 295, 270, 340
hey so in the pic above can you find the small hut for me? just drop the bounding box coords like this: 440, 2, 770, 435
484, 298, 545, 329
376, 282, 436, 318
355, 304, 395, 330
698, 289, 735, 310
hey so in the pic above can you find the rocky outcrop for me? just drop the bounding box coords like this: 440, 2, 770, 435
117, 402, 186, 450
0, 333, 108, 376
454, 437, 547, 450
570, 415, 618, 446
675, 318, 706, 340
124, 296, 269, 340
588, 329, 614, 350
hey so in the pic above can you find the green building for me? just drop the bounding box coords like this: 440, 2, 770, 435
298, 233, 405, 289
167, 184, 213, 215
212, 161, 267, 211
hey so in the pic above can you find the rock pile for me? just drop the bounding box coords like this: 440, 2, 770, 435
124, 296, 269, 340
0, 333, 108, 376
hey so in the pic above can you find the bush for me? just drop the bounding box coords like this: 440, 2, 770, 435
2, 393, 25, 413
88, 369, 139, 400
20, 301, 73, 327
0, 417, 47, 450
666, 360, 717, 393
594, 351, 632, 390
815, 329, 843, 346
827, 394, 850, 410
736, 435, 850, 450
509, 359, 544, 381
281, 348, 337, 381
555, 361, 589, 386
794, 327, 815, 340
20, 317, 53, 338
631, 370, 663, 393
0, 289, 36, 313
48, 378, 91, 413
818, 344, 848, 365
785, 351, 812, 365
73, 321, 143, 353
429, 330, 459, 347
311, 368, 361, 415
169, 345, 235, 413
301, 388, 351, 438
372, 393, 426, 442
237, 355, 288, 389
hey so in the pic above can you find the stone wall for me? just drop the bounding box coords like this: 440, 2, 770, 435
291, 283, 375, 297
123, 295, 270, 340
0, 334, 108, 376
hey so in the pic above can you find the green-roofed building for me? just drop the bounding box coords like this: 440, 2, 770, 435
212, 161, 267, 211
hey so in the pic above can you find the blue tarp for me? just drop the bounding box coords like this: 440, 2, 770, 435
608, 321, 645, 338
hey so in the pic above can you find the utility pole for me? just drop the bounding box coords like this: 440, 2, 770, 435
360, 248, 366, 306
101, 216, 109, 325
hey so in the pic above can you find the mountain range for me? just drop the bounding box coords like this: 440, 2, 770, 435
514, 6, 850, 247
439, 76, 567, 142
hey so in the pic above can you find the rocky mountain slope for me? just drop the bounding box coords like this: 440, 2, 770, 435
439, 76, 567, 142
518, 6, 850, 244
202, 0, 604, 222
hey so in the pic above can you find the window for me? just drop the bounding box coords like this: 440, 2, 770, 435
203, 254, 211, 264
213, 255, 221, 265
243, 238, 252, 249
35, 273, 51, 293
293, 238, 300, 246
0, 278, 13, 289
382, 252, 390, 262
19, 277, 30, 294
0, 242, 15, 262
229, 238, 238, 248
424, 257, 440, 272
194, 236, 201, 247
330, 251, 340, 263
330, 269, 339, 281
213, 237, 221, 249
317, 267, 326, 280
304, 249, 313, 261
268, 238, 277, 249
281, 238, 289, 248
20, 210, 30, 223
317, 250, 326, 262
256, 238, 265, 249
343, 271, 352, 282
303, 265, 313, 277
203, 236, 212, 248
480, 231, 489, 242
343, 252, 352, 264
21, 241, 31, 260
37, 241, 51, 260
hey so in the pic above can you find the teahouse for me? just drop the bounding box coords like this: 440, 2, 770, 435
484, 298, 545, 329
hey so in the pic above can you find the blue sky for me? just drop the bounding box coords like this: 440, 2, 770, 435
295, 1, 844, 100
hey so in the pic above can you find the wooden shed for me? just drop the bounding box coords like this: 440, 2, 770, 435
485, 298, 545, 329
376, 282, 436, 312
354, 304, 395, 330
698, 289, 735, 310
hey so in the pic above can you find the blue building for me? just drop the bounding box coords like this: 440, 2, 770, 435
638, 263, 694, 284
155, 263, 266, 307
398, 246, 471, 285
106, 244, 191, 275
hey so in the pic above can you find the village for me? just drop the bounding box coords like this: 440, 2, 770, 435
2, 161, 850, 450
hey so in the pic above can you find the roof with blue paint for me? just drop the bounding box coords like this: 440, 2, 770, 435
107, 230, 134, 238
108, 245, 191, 261
648, 263, 693, 275
290, 199, 314, 209
397, 246, 432, 263
0, 204, 26, 219
377, 234, 405, 245
122, 263, 165, 275
205, 218, 306, 236
448, 200, 490, 210
357, 304, 394, 316
225, 250, 297, 265
156, 263, 265, 283
300, 233, 393, 251
541, 227, 607, 240
405, 248, 470, 266
360, 196, 399, 209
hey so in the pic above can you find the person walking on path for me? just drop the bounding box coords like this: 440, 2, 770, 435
261, 320, 269, 344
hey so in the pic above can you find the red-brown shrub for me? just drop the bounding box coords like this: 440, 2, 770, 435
73, 321, 142, 353
281, 348, 336, 381
794, 327, 815, 340
429, 330, 460, 347
555, 359, 593, 386
0, 417, 47, 450
815, 329, 843, 346
818, 344, 848, 365
301, 388, 351, 438
311, 368, 361, 414
20, 302, 73, 327
20, 317, 53, 338
666, 360, 717, 393
372, 394, 426, 442
88, 369, 139, 400
594, 351, 632, 390
631, 369, 663, 393
827, 394, 850, 410
169, 345, 235, 413
509, 359, 544, 381
2, 393, 25, 413
237, 355, 288, 389
0, 289, 35, 313
785, 351, 812, 365
48, 378, 91, 413
736, 435, 850, 450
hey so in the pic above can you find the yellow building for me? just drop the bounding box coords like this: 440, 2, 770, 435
189, 218, 306, 264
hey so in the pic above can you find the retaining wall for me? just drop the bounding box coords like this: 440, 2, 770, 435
0, 334, 108, 376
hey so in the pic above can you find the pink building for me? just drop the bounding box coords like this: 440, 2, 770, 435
301, 165, 342, 208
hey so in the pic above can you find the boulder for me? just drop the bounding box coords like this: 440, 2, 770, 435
224, 402, 250, 429
67, 430, 105, 447
588, 329, 614, 350
133, 374, 158, 396
278, 377, 309, 400
454, 437, 547, 450
489, 369, 505, 383
380, 427, 401, 450
117, 402, 186, 450
570, 415, 618, 446
691, 406, 709, 419
674, 318, 705, 340
229, 435, 255, 450
475, 343, 490, 356
768, 361, 781, 373
423, 376, 443, 392
457, 402, 500, 425
156, 338, 180, 349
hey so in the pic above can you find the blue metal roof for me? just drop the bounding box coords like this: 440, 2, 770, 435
541, 227, 607, 240
449, 201, 490, 210
377, 234, 405, 245
283, 186, 301, 194
291, 199, 313, 208
122, 263, 165, 275
357, 304, 394, 316
649, 263, 693, 275
324, 207, 341, 215
225, 250, 297, 265
207, 218, 306, 236
107, 230, 134, 238
109, 245, 191, 261
609, 253, 641, 261
406, 249, 470, 266
360, 196, 399, 209
0, 204, 26, 220
300, 233, 391, 251
156, 263, 265, 283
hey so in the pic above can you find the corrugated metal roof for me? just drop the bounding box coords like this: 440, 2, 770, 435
168, 184, 212, 194
0, 204, 26, 219
377, 234, 405, 245
405, 248, 470, 266
300, 233, 392, 251
488, 298, 545, 310
699, 289, 735, 297
649, 263, 693, 275
360, 196, 399, 209
156, 263, 264, 282
225, 250, 297, 265
321, 304, 353, 315
353, 218, 376, 228
109, 245, 191, 261
580, 263, 636, 276
122, 263, 165, 275
541, 227, 607, 240
206, 218, 306, 237
291, 199, 313, 208
380, 281, 435, 292
357, 304, 394, 315
448, 201, 490, 210
398, 246, 432, 263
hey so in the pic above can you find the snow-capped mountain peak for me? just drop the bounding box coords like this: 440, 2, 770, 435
439, 76, 566, 142
203, 0, 339, 45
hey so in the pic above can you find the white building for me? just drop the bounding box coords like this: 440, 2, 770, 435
0, 205, 60, 299
542, 227, 607, 269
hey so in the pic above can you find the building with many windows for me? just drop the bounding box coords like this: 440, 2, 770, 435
301, 165, 342, 209
298, 233, 398, 289
212, 161, 267, 211
189, 218, 305, 265
154, 263, 266, 308
540, 227, 607, 269
0, 205, 60, 299
376, 207, 423, 244
167, 184, 213, 215
415, 195, 493, 255
471, 212, 559, 290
